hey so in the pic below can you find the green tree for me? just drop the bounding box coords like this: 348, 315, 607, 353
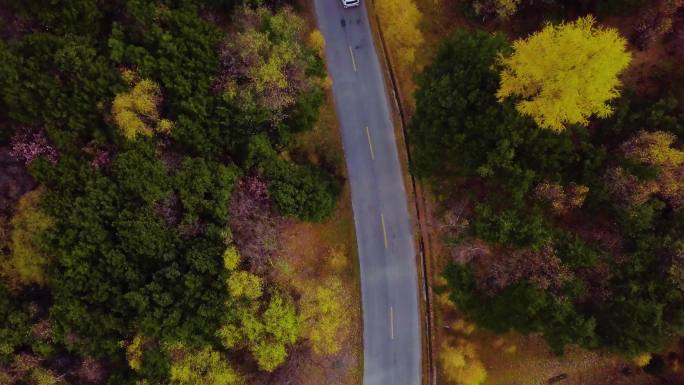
174, 158, 239, 223
246, 135, 340, 222
497, 16, 632, 131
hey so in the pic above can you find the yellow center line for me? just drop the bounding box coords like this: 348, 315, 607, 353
349, 45, 357, 72
366, 126, 375, 160
390, 306, 395, 340
381, 213, 388, 249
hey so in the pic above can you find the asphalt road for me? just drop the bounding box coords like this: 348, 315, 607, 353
313, 2, 422, 385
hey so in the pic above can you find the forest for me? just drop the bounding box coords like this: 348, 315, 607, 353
372, 0, 684, 383
0, 1, 357, 384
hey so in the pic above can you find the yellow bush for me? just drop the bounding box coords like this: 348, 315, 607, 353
440, 341, 487, 385
308, 29, 326, 58
634, 353, 652, 367
223, 247, 240, 271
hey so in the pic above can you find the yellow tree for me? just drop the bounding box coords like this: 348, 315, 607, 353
497, 16, 632, 131
439, 341, 487, 385
167, 344, 242, 385
299, 278, 348, 356
112, 78, 172, 139
375, 0, 424, 65
5, 188, 53, 287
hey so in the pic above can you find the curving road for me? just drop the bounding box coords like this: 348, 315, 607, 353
313, 2, 422, 385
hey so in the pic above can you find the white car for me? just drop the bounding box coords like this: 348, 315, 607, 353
341, 0, 360, 8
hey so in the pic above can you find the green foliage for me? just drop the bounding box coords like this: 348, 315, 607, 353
32, 154, 232, 357
247, 135, 340, 222
422, 29, 684, 356
1, 1, 340, 382
9, 0, 102, 36
0, 284, 32, 362
112, 142, 170, 204
0, 34, 122, 142
471, 204, 551, 248
443, 263, 598, 354
174, 157, 239, 223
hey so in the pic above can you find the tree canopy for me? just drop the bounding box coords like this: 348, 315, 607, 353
497, 16, 632, 131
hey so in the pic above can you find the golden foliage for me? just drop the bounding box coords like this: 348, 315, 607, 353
6, 188, 53, 287
308, 29, 326, 58
440, 340, 487, 385
497, 16, 631, 131
608, 130, 684, 207
533, 181, 589, 215
634, 353, 652, 367
375, 0, 424, 65
125, 335, 146, 372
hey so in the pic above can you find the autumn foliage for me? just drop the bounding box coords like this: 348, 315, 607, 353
375, 0, 424, 65
497, 16, 632, 131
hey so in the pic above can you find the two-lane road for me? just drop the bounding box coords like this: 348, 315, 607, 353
313, 2, 422, 385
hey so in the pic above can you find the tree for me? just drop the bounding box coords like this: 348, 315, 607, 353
497, 16, 632, 131
227, 271, 263, 300
218, 294, 299, 372
168, 345, 241, 385
439, 341, 487, 385
308, 30, 326, 59
409, 30, 580, 202
216, 7, 319, 120
174, 157, 239, 223
375, 0, 424, 65
6, 188, 53, 287
112, 77, 172, 140
299, 278, 347, 356
607, 130, 684, 207
246, 135, 340, 222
